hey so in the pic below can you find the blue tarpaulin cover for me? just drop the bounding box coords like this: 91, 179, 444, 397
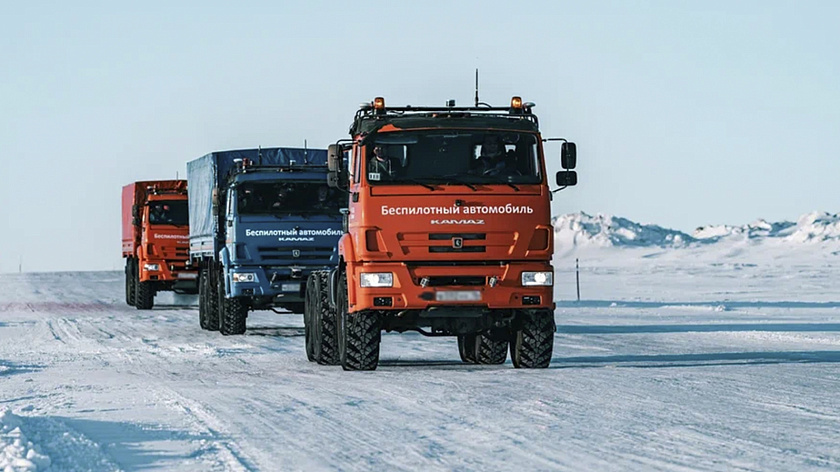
187, 148, 328, 255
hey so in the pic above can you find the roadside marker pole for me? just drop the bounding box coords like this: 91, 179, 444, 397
576, 258, 580, 302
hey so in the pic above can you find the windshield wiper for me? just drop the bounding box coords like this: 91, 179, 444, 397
428, 175, 478, 191
390, 179, 437, 191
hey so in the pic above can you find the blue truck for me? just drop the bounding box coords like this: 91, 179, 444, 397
187, 148, 344, 335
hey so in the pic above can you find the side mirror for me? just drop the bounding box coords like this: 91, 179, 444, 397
131, 205, 140, 225
561, 142, 577, 169
327, 144, 341, 172
327, 144, 340, 188
327, 172, 339, 188
556, 170, 578, 187
211, 188, 220, 216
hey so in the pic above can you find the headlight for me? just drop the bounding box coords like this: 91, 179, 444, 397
521, 271, 553, 286
232, 272, 258, 283
360, 272, 393, 288
143, 263, 160, 271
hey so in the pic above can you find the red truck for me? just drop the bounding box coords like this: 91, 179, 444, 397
122, 180, 198, 309
305, 96, 577, 370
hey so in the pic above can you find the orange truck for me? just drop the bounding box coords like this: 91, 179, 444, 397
304, 96, 577, 370
121, 180, 198, 309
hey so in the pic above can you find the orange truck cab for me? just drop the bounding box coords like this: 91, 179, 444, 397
304, 96, 578, 370
121, 180, 198, 309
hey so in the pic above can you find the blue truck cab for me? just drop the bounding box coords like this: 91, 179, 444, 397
187, 148, 344, 335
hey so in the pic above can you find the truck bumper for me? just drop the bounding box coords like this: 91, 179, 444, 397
348, 261, 555, 313
227, 265, 328, 303
139, 259, 199, 290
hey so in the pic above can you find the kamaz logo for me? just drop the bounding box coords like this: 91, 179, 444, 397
430, 219, 485, 225
292, 249, 301, 258
452, 237, 463, 249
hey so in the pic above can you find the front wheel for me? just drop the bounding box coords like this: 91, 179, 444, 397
457, 335, 477, 364
476, 333, 508, 365
198, 267, 211, 330
134, 264, 154, 310
219, 297, 248, 335
218, 270, 247, 335
337, 272, 380, 371
125, 259, 135, 307
510, 310, 555, 368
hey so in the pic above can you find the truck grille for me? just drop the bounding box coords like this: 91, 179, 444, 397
257, 246, 334, 261
396, 231, 514, 257
429, 246, 486, 253
426, 276, 486, 286
428, 233, 486, 241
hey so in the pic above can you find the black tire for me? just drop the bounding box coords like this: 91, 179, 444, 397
304, 277, 316, 362
134, 265, 154, 310
510, 310, 555, 368
337, 272, 380, 371
457, 335, 477, 364
306, 272, 339, 365
218, 270, 247, 335
476, 332, 507, 365
220, 297, 248, 335
205, 265, 220, 331
125, 259, 135, 306
198, 267, 210, 330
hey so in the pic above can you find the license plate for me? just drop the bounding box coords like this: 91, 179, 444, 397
435, 290, 481, 302
177, 272, 198, 280
282, 283, 300, 292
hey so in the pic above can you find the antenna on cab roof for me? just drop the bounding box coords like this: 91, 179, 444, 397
304, 139, 308, 164
474, 68, 479, 107
257, 146, 263, 166
474, 68, 490, 108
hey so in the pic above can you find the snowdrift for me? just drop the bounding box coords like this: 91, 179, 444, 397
554, 211, 840, 250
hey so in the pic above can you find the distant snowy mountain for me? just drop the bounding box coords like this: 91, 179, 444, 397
552, 212, 693, 249
693, 211, 840, 243
553, 211, 840, 250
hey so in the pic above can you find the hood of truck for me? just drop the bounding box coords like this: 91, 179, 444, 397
352, 187, 552, 262
232, 216, 342, 266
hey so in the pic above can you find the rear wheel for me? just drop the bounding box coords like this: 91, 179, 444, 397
218, 270, 247, 335
305, 272, 339, 365
337, 272, 380, 371
510, 310, 555, 368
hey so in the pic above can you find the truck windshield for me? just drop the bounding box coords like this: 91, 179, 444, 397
366, 131, 542, 186
148, 200, 189, 226
237, 182, 343, 215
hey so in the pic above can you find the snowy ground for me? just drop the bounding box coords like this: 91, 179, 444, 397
2, 241, 840, 470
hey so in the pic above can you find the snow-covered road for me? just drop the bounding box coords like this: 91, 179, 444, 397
2, 252, 839, 471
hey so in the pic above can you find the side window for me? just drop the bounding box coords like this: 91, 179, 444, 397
227, 188, 235, 218
344, 149, 353, 182
353, 145, 361, 183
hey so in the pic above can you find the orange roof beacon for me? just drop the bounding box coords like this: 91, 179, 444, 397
304, 96, 578, 370
121, 180, 198, 309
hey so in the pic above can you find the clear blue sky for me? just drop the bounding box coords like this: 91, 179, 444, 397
1, 1, 838, 272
